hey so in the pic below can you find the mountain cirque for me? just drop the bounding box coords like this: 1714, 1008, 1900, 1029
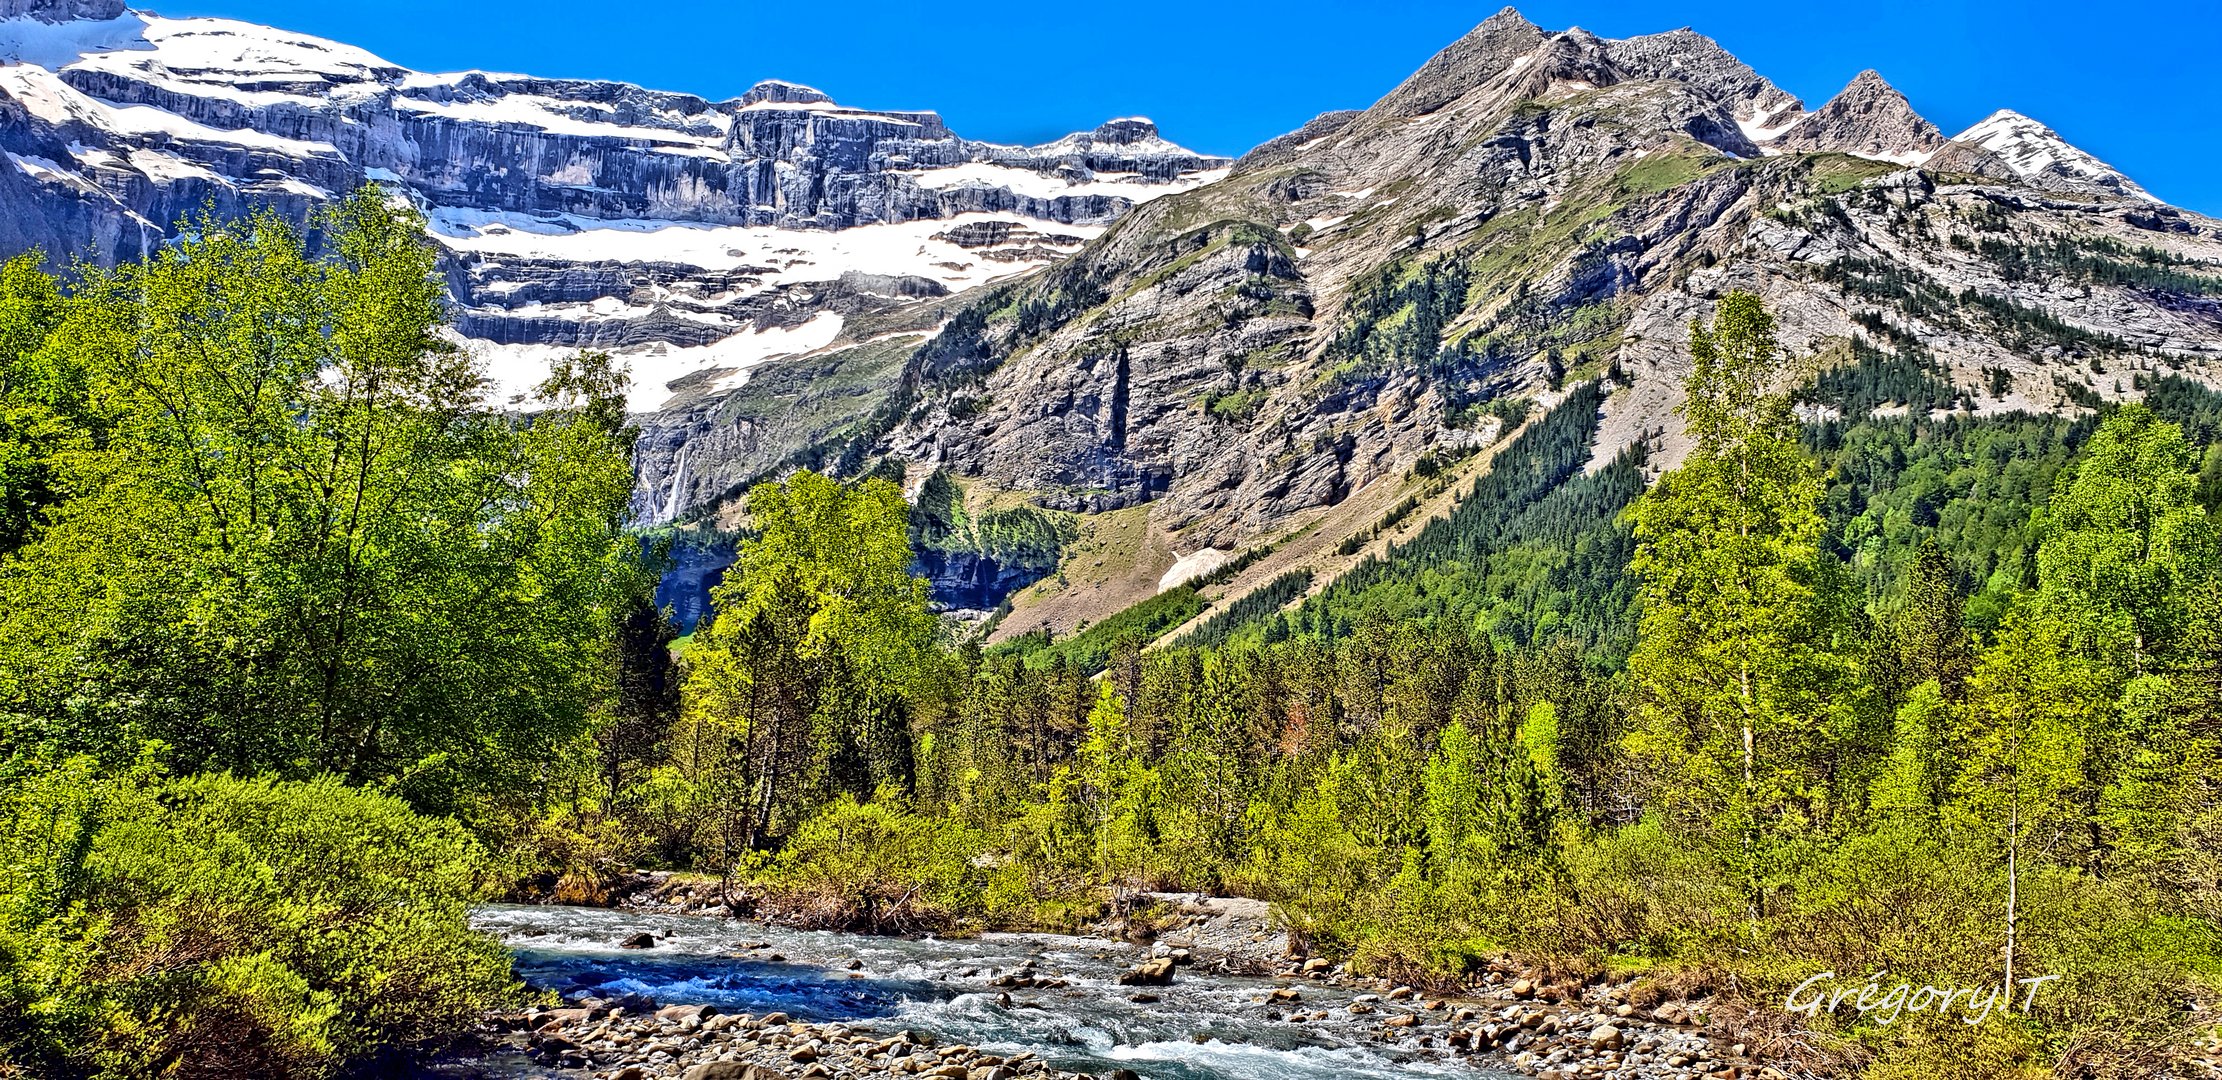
0, 0, 1227, 421
5, 2, 2221, 631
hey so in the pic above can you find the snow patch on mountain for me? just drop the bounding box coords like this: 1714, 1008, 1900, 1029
430, 209, 1103, 286
1737, 98, 1805, 148
0, 10, 143, 66
1954, 109, 2152, 200
903, 161, 1227, 201
464, 311, 847, 413
1159, 548, 1230, 592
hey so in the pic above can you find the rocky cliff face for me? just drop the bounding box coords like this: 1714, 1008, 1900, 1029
1772, 70, 1947, 164
0, 0, 119, 21
838, 8, 2222, 638
0, 7, 1227, 469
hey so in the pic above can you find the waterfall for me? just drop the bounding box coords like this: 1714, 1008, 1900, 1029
659, 445, 689, 524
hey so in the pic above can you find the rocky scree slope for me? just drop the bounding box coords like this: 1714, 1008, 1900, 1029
831, 6, 2222, 638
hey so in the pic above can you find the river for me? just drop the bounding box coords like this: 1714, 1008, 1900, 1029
454, 904, 1523, 1080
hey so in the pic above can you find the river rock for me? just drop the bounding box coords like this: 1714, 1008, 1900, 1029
1117, 956, 1176, 986
619, 932, 656, 949
683, 1064, 789, 1080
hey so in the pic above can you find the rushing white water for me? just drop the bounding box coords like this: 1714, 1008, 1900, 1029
464, 904, 1518, 1080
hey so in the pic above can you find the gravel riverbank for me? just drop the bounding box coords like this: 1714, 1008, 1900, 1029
452, 884, 1803, 1080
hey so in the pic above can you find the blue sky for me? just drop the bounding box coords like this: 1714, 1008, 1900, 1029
172, 0, 2219, 214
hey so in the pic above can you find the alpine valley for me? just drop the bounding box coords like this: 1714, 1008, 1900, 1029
8, 4, 2222, 1080
4, 0, 2219, 635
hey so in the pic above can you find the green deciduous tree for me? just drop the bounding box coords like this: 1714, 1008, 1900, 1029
680, 470, 935, 866
1625, 292, 1865, 917
0, 196, 639, 811
0, 253, 73, 558
2036, 403, 2214, 674
1951, 612, 2097, 992
0, 758, 514, 1080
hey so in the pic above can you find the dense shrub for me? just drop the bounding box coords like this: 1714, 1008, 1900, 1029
760, 794, 993, 932
0, 761, 516, 1079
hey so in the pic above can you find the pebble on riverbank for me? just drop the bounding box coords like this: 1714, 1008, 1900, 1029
482, 969, 1765, 1080
499, 999, 1085, 1080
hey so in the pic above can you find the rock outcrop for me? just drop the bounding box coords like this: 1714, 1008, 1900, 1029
1772, 69, 1946, 164
0, 0, 122, 21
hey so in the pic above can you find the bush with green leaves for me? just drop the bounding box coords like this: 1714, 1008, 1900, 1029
0, 760, 516, 1080
760, 792, 991, 932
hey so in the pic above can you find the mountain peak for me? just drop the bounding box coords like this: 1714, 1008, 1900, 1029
1089, 117, 1160, 144
1773, 68, 1943, 165
1604, 24, 1804, 139
1955, 109, 2153, 200
1479, 6, 1537, 31
737, 79, 833, 108
1370, 5, 1548, 118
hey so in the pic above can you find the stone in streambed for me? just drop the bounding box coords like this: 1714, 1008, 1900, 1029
1118, 956, 1176, 986
619, 932, 656, 949
683, 1064, 790, 1080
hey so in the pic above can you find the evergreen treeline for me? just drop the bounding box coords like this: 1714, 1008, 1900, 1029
1177, 569, 1314, 649
1334, 256, 1474, 372
649, 295, 2218, 1078
1279, 379, 1645, 652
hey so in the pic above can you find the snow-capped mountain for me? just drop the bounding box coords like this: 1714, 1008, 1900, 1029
1954, 109, 2152, 201
0, 0, 1227, 414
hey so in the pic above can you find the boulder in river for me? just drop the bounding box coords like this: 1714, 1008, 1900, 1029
1118, 956, 1176, 986
682, 1062, 789, 1080
619, 932, 656, 949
